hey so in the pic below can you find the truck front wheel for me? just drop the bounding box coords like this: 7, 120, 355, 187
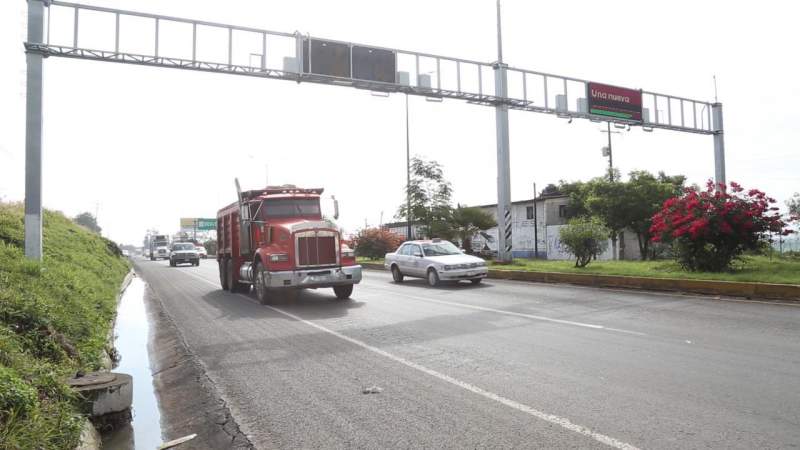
333, 285, 353, 300
254, 263, 271, 305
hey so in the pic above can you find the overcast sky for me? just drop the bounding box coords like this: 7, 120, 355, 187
1, 0, 798, 245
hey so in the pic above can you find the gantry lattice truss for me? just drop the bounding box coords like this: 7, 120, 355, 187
28, 1, 715, 136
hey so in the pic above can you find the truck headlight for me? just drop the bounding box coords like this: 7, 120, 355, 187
342, 249, 355, 258
269, 253, 289, 262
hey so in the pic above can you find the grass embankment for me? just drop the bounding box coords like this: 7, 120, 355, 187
358, 255, 800, 285
0, 202, 129, 449
356, 257, 384, 266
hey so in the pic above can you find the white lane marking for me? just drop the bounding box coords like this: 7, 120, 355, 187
362, 284, 647, 336
181, 271, 639, 449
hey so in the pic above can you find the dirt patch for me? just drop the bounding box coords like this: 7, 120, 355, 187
145, 282, 253, 449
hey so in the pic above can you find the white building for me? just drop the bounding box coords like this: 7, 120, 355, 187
474, 193, 570, 258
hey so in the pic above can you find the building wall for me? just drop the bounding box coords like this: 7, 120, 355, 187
476, 199, 565, 258
473, 196, 645, 261
383, 223, 425, 241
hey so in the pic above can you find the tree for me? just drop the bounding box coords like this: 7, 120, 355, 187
557, 180, 589, 219
650, 181, 793, 272
583, 178, 629, 260
73, 212, 101, 234
787, 193, 800, 219
560, 171, 685, 260
626, 171, 686, 260
353, 228, 403, 260
450, 205, 496, 253
396, 157, 453, 238
203, 239, 217, 256
540, 183, 561, 197
559, 217, 609, 267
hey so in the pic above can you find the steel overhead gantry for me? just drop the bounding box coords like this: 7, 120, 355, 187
23, 0, 724, 261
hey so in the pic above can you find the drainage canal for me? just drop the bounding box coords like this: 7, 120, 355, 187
101, 276, 162, 449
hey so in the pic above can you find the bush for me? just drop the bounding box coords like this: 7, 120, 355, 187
203, 239, 217, 255
559, 217, 610, 267
650, 181, 793, 272
353, 228, 403, 259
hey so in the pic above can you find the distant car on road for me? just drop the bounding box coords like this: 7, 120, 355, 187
384, 239, 488, 286
195, 244, 208, 259
169, 242, 200, 267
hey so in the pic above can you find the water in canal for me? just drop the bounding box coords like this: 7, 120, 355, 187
102, 276, 163, 449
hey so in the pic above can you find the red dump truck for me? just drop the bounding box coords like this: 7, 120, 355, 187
217, 180, 361, 304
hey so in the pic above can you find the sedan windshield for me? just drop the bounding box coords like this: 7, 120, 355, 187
172, 243, 194, 251
422, 241, 461, 256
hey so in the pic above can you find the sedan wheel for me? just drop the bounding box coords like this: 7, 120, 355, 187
391, 265, 404, 283
427, 269, 440, 287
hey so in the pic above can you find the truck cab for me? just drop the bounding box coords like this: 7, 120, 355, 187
149, 234, 170, 261
217, 183, 361, 304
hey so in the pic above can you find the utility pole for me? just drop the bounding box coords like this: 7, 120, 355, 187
712, 103, 726, 186
494, 0, 513, 262
600, 123, 621, 181
533, 182, 538, 259
24, 0, 45, 260
405, 93, 413, 240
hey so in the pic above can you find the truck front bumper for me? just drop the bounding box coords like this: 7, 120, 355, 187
265, 265, 362, 289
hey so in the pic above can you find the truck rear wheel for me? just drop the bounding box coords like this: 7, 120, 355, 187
219, 259, 229, 290
333, 285, 353, 300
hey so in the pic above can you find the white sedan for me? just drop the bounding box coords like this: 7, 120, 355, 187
384, 239, 488, 286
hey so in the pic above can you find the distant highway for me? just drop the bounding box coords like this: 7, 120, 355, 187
135, 258, 800, 449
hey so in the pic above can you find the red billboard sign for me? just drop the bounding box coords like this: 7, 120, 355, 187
587, 82, 642, 122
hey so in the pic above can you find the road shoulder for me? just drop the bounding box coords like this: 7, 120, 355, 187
144, 278, 254, 449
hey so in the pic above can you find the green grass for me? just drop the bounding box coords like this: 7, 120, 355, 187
356, 254, 800, 285
356, 256, 385, 265
0, 202, 129, 449
491, 255, 800, 285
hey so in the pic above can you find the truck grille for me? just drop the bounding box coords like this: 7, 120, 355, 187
296, 232, 337, 267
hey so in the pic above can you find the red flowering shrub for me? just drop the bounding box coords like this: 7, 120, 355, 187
352, 228, 403, 260
650, 181, 793, 272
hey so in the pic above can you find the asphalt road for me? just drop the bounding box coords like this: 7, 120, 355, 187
134, 258, 800, 449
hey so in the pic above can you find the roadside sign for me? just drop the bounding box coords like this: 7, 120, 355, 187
196, 218, 217, 231
180, 218, 216, 231
587, 82, 643, 122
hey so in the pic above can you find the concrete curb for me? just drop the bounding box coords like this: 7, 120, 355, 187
360, 262, 800, 302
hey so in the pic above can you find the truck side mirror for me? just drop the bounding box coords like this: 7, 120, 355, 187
264, 224, 272, 244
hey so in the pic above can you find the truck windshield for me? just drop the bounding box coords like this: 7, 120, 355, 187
263, 199, 321, 218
